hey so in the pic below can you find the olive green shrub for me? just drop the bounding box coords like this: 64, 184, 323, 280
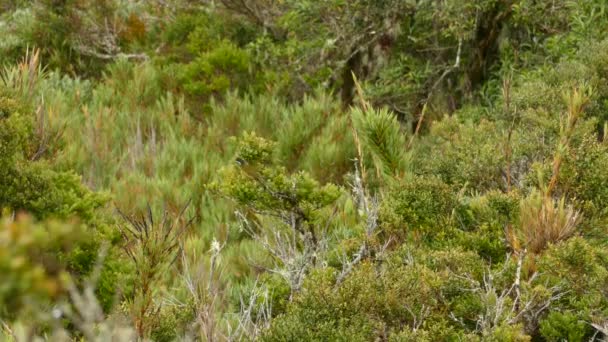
2, 1, 608, 341
0, 87, 106, 219
379, 175, 456, 243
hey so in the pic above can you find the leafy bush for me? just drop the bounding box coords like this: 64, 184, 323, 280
0, 86, 106, 220
539, 311, 589, 342
453, 191, 519, 262
380, 175, 456, 243
2, 1, 608, 341
0, 214, 86, 319
178, 40, 253, 99
413, 117, 506, 191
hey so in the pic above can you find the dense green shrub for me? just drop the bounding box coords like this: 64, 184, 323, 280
212, 132, 342, 257
0, 214, 85, 319
0, 87, 106, 219
380, 175, 456, 243
537, 237, 608, 307
453, 191, 519, 262
262, 262, 445, 341
413, 117, 507, 191
0, 85, 125, 318
539, 311, 589, 342
178, 40, 253, 99
2, 1, 608, 341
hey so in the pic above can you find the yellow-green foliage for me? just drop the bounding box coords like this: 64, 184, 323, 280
533, 238, 608, 340
453, 191, 519, 262
0, 88, 106, 220
380, 175, 456, 242
413, 117, 507, 191
540, 312, 589, 342
179, 40, 253, 98
0, 214, 127, 321
263, 248, 515, 341
352, 107, 410, 178
213, 132, 341, 232
0, 214, 83, 318
2, 1, 608, 341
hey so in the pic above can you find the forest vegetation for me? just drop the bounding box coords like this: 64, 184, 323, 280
1, 0, 608, 340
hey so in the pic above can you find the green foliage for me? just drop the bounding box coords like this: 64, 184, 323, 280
453, 191, 519, 262
558, 135, 608, 233
0, 214, 84, 319
0, 87, 106, 220
0, 0, 152, 76
263, 246, 535, 340
213, 132, 341, 243
380, 175, 456, 242
413, 117, 507, 191
0, 67, 125, 320
217, 132, 341, 208
539, 311, 589, 342
117, 207, 192, 339
389, 321, 478, 342
352, 107, 410, 178
537, 237, 608, 308
205, 91, 354, 183
178, 40, 253, 99
0, 212, 126, 321
158, 9, 274, 103
262, 262, 444, 341
3, 1, 608, 340
485, 323, 531, 342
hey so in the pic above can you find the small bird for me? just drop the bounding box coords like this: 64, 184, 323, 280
236, 156, 262, 182
235, 157, 247, 166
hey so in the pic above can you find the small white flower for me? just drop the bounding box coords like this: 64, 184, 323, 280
52, 307, 62, 319
325, 38, 337, 47
210, 238, 221, 254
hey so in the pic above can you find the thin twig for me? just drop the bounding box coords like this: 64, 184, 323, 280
408, 38, 462, 149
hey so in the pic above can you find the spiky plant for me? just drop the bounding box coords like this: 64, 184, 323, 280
1, 48, 46, 99
509, 191, 581, 255
508, 87, 588, 256
351, 106, 410, 179
545, 86, 590, 195
117, 203, 194, 339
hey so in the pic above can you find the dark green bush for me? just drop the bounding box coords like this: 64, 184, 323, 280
413, 117, 506, 191
536, 237, 608, 309
453, 191, 519, 261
